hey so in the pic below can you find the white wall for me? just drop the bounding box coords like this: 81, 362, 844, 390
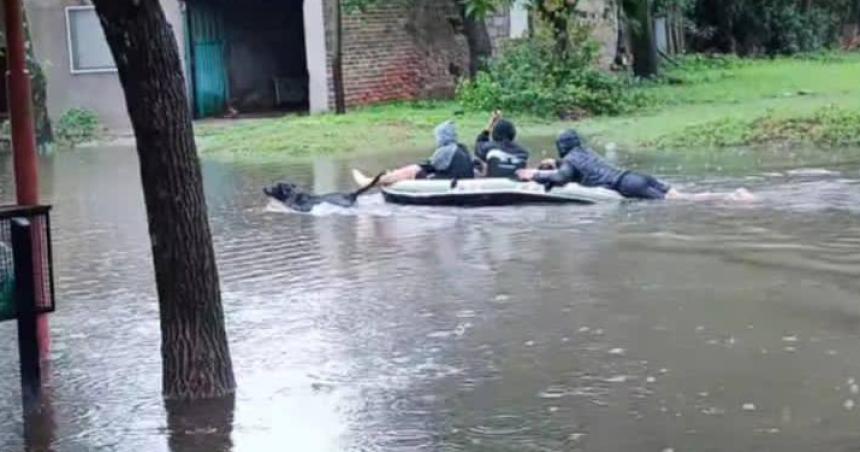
509, 0, 528, 38
25, 0, 187, 133
303, 0, 329, 113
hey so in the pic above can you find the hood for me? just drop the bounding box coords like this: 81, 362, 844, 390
556, 129, 583, 158
491, 119, 516, 142
435, 120, 458, 147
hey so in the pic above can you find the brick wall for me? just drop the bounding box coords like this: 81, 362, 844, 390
320, 0, 618, 109
323, 0, 469, 109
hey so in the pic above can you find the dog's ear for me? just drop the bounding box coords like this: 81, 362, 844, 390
264, 183, 294, 201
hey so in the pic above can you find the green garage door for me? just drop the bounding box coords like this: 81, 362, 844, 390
188, 2, 229, 118
0, 242, 14, 321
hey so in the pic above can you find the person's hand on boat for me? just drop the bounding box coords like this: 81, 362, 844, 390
516, 168, 537, 181
538, 158, 557, 170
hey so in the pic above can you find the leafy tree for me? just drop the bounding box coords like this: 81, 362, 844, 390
2, 14, 54, 150
688, 0, 853, 55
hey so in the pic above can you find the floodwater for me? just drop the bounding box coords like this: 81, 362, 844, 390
1, 143, 860, 452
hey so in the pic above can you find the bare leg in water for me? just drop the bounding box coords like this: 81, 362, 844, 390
665, 187, 756, 202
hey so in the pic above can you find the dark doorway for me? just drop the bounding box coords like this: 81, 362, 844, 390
186, 0, 309, 118
223, 0, 309, 114
0, 53, 8, 119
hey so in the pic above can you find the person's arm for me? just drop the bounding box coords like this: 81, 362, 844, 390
475, 131, 491, 162
531, 160, 576, 186
483, 110, 501, 136
538, 158, 559, 170
475, 110, 500, 160
418, 161, 435, 176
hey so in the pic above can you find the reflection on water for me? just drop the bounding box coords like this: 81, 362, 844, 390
166, 396, 234, 452
1, 144, 860, 451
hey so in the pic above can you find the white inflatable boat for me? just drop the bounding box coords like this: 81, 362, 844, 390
378, 178, 624, 206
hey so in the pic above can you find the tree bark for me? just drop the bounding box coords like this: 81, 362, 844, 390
91, 0, 235, 400
22, 12, 53, 151
536, 2, 571, 60
624, 0, 659, 77
457, 1, 493, 78
855, 0, 860, 27
333, 0, 347, 114
166, 395, 235, 452
715, 0, 736, 53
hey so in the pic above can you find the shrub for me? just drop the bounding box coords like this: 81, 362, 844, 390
688, 0, 845, 56
651, 106, 860, 148
457, 22, 644, 118
56, 108, 102, 147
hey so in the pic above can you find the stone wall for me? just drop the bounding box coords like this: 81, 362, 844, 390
323, 0, 469, 109
485, 7, 510, 55
576, 0, 619, 67
500, 0, 619, 67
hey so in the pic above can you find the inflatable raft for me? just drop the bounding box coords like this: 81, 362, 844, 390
379, 178, 624, 206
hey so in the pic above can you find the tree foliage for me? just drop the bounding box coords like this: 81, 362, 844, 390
685, 0, 856, 55
458, 22, 644, 117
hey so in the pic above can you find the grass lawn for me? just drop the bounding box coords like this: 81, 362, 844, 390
195, 53, 860, 158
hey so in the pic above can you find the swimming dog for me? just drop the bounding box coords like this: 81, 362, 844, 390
263, 172, 384, 212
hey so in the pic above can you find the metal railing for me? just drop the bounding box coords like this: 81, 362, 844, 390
0, 204, 55, 415
0, 205, 55, 322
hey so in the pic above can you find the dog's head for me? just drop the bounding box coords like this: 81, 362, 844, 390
263, 182, 315, 212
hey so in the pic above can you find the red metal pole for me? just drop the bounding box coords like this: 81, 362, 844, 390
4, 0, 49, 359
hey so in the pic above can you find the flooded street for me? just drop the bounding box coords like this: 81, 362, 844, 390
2, 144, 860, 451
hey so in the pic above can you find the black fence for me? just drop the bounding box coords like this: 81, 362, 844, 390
0, 205, 54, 322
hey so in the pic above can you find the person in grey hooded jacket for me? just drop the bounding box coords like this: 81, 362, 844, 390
354, 120, 475, 187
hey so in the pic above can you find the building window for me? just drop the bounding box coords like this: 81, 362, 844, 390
65, 6, 116, 74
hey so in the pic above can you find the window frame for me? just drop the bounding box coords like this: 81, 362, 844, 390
65, 5, 118, 75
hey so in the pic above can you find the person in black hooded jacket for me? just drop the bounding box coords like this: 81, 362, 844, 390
474, 112, 531, 177
517, 129, 755, 201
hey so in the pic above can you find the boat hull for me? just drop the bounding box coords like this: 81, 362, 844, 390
380, 178, 624, 206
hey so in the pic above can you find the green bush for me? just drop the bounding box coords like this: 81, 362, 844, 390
651, 106, 860, 148
457, 23, 644, 118
56, 108, 102, 147
688, 0, 845, 55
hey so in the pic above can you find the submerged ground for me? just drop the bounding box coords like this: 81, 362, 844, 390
195, 53, 860, 159
2, 143, 860, 451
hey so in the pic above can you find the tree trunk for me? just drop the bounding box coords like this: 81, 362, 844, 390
166, 395, 235, 452
457, 1, 493, 77
333, 0, 347, 114
22, 12, 53, 151
625, 0, 659, 77
536, 2, 571, 60
715, 0, 736, 53
91, 0, 235, 400
855, 0, 860, 27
